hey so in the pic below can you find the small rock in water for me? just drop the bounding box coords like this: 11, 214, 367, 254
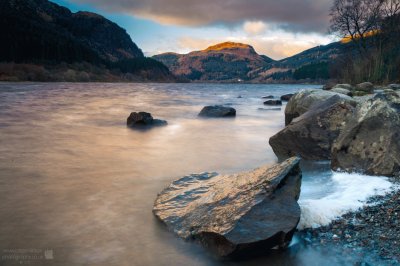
127, 112, 167, 128
264, 100, 282, 106
198, 105, 236, 118
262, 95, 274, 99
280, 94, 294, 101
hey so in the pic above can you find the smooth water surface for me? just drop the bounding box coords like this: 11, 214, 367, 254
0, 83, 393, 265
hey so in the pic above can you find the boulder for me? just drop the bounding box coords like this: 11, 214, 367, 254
198, 105, 236, 118
280, 94, 294, 101
331, 87, 352, 96
262, 95, 274, 99
264, 100, 282, 106
352, 90, 371, 97
355, 82, 374, 93
285, 89, 356, 125
333, 84, 354, 91
270, 96, 355, 160
153, 157, 302, 258
388, 84, 400, 90
127, 112, 167, 128
331, 91, 400, 177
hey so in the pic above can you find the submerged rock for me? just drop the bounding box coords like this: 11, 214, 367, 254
280, 94, 294, 101
264, 100, 282, 106
198, 105, 236, 117
127, 112, 167, 128
262, 95, 274, 99
331, 91, 400, 177
270, 96, 355, 160
153, 157, 302, 258
285, 90, 356, 125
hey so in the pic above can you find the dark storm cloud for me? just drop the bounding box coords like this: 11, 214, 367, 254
70, 0, 333, 33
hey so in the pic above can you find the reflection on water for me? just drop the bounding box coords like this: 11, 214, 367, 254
0, 83, 389, 266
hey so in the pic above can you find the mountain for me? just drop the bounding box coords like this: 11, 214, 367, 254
153, 42, 274, 82
154, 41, 347, 83
0, 0, 175, 82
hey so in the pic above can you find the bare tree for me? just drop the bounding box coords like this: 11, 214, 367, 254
330, 0, 384, 53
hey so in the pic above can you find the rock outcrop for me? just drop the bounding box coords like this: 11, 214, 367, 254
285, 90, 356, 125
198, 106, 236, 118
269, 96, 355, 160
127, 112, 167, 128
153, 157, 302, 258
331, 91, 400, 176
331, 87, 352, 96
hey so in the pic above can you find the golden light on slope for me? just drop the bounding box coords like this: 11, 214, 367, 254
341, 30, 380, 43
204, 42, 252, 51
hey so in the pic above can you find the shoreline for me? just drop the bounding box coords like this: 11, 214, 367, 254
298, 182, 400, 264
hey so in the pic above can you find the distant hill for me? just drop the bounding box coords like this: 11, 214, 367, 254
154, 41, 348, 83
153, 42, 274, 82
0, 0, 175, 82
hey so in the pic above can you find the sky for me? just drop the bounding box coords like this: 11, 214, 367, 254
51, 0, 338, 60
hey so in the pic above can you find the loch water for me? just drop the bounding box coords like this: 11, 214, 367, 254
0, 83, 393, 265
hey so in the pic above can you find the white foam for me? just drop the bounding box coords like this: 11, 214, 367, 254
298, 171, 394, 229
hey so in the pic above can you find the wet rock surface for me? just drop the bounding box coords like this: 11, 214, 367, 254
332, 91, 400, 176
127, 112, 167, 128
153, 157, 302, 258
198, 105, 236, 117
269, 96, 355, 160
285, 89, 356, 125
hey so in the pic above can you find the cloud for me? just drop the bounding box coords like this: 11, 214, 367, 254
243, 21, 268, 35
69, 0, 333, 33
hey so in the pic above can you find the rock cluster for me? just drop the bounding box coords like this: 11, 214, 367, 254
153, 157, 302, 258
269, 86, 400, 177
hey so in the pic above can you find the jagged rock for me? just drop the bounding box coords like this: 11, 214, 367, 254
198, 105, 236, 117
333, 84, 354, 91
285, 89, 356, 125
127, 112, 167, 128
331, 87, 352, 96
356, 82, 374, 93
281, 94, 294, 101
331, 91, 400, 177
264, 100, 282, 106
270, 96, 355, 160
153, 157, 302, 258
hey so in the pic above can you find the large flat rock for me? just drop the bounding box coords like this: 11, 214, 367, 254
153, 157, 302, 258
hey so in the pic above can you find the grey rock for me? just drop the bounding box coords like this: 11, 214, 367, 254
153, 157, 302, 258
331, 91, 400, 176
264, 100, 282, 106
262, 95, 274, 99
285, 89, 356, 125
198, 105, 236, 118
127, 112, 167, 128
356, 82, 374, 93
270, 96, 355, 160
